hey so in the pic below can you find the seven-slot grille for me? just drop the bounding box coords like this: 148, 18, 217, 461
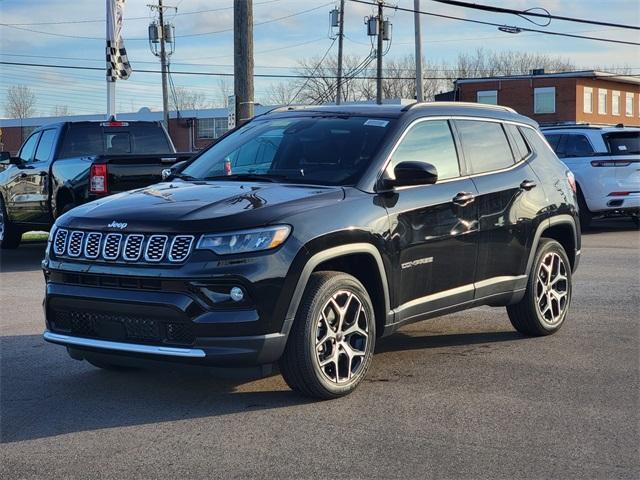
145, 235, 168, 262
52, 229, 195, 264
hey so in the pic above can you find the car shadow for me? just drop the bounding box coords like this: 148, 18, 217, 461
581, 217, 638, 235
0, 241, 46, 273
1, 329, 525, 444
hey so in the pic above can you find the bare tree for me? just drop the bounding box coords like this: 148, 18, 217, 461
4, 85, 37, 119
51, 105, 71, 117
264, 82, 298, 105
170, 87, 210, 111
215, 78, 233, 108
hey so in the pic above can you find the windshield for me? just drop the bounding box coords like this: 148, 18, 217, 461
181, 115, 395, 185
604, 131, 640, 155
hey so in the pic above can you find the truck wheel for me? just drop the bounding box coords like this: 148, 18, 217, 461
0, 196, 22, 249
577, 188, 592, 230
279, 271, 376, 399
507, 239, 572, 336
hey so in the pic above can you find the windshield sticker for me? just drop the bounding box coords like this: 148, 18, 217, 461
364, 119, 389, 128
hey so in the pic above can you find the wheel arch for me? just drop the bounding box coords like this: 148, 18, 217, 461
281, 243, 392, 339
526, 215, 579, 275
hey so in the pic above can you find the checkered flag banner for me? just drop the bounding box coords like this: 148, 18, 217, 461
106, 0, 132, 82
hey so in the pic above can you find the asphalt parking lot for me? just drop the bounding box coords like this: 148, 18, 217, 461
1, 219, 638, 479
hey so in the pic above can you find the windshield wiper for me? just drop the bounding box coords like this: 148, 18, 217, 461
203, 173, 286, 183
172, 173, 199, 181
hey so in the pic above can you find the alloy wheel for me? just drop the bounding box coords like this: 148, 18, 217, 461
314, 290, 370, 384
535, 252, 569, 326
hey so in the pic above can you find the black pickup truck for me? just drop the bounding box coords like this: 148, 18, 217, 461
0, 120, 192, 248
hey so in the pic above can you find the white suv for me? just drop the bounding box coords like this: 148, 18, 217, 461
542, 125, 639, 228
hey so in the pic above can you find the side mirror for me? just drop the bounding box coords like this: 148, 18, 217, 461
383, 161, 438, 189
9, 156, 23, 166
0, 151, 10, 161
161, 160, 187, 180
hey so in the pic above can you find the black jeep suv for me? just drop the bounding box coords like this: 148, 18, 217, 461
42, 103, 580, 399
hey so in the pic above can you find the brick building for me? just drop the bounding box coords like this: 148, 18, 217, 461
437, 70, 640, 126
0, 106, 272, 155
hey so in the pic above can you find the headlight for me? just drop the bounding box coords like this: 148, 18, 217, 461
196, 225, 291, 255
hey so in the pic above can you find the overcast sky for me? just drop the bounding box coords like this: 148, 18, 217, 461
1, 0, 638, 117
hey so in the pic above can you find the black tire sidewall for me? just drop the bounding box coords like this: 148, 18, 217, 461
0, 195, 21, 249
298, 273, 376, 397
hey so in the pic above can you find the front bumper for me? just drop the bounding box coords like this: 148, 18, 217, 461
43, 330, 287, 366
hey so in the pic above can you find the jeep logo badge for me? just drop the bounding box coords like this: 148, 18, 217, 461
107, 221, 128, 230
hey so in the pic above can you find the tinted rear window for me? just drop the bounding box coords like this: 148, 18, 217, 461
455, 120, 514, 174
604, 131, 640, 155
59, 123, 171, 158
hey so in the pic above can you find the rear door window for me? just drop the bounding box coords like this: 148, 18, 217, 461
34, 129, 58, 162
604, 131, 640, 155
504, 124, 531, 161
563, 134, 595, 157
455, 120, 514, 174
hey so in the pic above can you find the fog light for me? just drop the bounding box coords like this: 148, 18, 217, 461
230, 287, 244, 302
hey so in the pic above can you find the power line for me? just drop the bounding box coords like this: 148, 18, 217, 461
288, 37, 337, 105
427, 0, 640, 31
347, 0, 640, 46
0, 2, 334, 41
0, 60, 465, 80
0, 0, 284, 26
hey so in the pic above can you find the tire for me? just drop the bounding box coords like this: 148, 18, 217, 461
507, 239, 572, 336
577, 188, 592, 230
0, 195, 22, 249
632, 216, 640, 229
279, 271, 376, 400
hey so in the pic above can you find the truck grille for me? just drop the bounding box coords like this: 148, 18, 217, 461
53, 229, 196, 264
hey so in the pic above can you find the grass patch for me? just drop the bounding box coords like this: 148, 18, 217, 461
22, 231, 49, 242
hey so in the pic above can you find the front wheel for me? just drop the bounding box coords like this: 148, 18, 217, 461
279, 271, 376, 399
0, 196, 22, 249
507, 239, 572, 336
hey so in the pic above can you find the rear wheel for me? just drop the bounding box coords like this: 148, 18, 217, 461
279, 271, 376, 399
507, 239, 572, 336
0, 196, 22, 249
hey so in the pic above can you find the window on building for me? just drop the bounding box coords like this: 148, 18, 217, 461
612, 91, 621, 116
455, 120, 514, 174
476, 90, 498, 105
389, 120, 461, 180
626, 93, 634, 117
197, 118, 228, 139
598, 89, 608, 114
583, 87, 593, 114
534, 87, 555, 114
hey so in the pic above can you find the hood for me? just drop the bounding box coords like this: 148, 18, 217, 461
61, 181, 345, 233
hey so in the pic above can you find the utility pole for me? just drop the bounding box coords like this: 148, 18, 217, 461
148, 0, 175, 127
336, 0, 345, 105
376, 0, 384, 105
234, 0, 254, 125
158, 0, 169, 127
414, 0, 423, 102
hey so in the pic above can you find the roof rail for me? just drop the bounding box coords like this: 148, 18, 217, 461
402, 101, 517, 113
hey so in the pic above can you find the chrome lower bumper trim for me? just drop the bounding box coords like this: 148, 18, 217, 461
43, 331, 206, 358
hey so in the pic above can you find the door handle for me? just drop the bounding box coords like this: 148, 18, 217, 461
520, 179, 537, 191
38, 171, 47, 177
19, 172, 28, 179
452, 192, 475, 206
